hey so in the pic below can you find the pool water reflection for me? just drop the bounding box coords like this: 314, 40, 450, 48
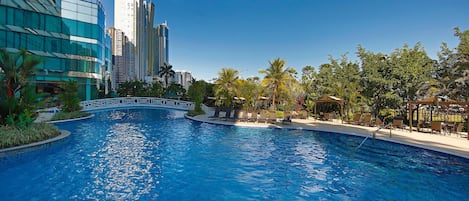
1, 108, 468, 200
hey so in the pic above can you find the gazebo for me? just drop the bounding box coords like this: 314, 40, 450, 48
314, 95, 345, 121
408, 97, 469, 139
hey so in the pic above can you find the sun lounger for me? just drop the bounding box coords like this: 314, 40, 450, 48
282, 111, 292, 124
268, 111, 277, 124
431, 121, 442, 134
257, 110, 267, 123
392, 119, 404, 131
359, 114, 372, 126
208, 107, 221, 120
347, 113, 362, 125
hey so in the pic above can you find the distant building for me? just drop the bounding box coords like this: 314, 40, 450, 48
155, 22, 169, 76
0, 0, 110, 100
107, 27, 132, 89
114, 0, 155, 81
173, 70, 193, 90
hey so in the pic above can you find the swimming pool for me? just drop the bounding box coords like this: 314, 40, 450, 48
1, 108, 468, 200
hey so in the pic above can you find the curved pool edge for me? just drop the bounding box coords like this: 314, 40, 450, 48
48, 114, 95, 123
185, 114, 469, 160
0, 130, 71, 157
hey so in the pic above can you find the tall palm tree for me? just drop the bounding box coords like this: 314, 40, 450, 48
158, 62, 175, 88
259, 58, 296, 110
214, 68, 239, 107
0, 48, 41, 97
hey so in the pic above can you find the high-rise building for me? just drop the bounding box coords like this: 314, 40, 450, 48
114, 0, 155, 81
107, 27, 132, 88
173, 70, 193, 90
0, 0, 110, 100
155, 22, 169, 76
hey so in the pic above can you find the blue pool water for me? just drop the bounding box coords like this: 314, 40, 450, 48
1, 108, 469, 200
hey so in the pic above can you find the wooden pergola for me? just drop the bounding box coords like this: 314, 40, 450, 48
408, 97, 469, 139
314, 95, 345, 120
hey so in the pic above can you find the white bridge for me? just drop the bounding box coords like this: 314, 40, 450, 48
79, 97, 194, 111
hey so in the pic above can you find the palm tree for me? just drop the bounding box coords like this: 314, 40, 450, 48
214, 68, 239, 107
158, 62, 175, 88
0, 48, 41, 97
259, 58, 296, 110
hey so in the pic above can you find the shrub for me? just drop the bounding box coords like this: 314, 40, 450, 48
0, 123, 61, 149
50, 111, 91, 121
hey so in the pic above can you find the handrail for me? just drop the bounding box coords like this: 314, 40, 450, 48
79, 97, 195, 111
357, 122, 394, 150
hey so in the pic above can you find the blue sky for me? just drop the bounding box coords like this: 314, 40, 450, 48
103, 0, 469, 81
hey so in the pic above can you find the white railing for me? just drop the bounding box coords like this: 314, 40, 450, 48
79, 97, 194, 111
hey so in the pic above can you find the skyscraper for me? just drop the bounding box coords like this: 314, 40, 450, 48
114, 0, 155, 81
155, 22, 169, 76
107, 27, 132, 88
0, 0, 110, 100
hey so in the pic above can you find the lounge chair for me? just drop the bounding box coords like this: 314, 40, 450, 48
299, 110, 308, 119
282, 111, 292, 124
374, 117, 384, 128
208, 107, 221, 120
431, 121, 442, 134
268, 111, 277, 124
323, 113, 332, 121
392, 119, 404, 131
455, 123, 464, 137
257, 110, 267, 123
222, 108, 232, 120
347, 113, 362, 124
359, 114, 372, 126
234, 110, 245, 122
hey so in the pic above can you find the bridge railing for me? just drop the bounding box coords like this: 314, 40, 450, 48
80, 97, 194, 111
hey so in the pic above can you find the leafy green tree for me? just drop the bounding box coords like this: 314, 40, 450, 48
452, 27, 469, 100
116, 80, 146, 97
158, 62, 175, 88
147, 81, 164, 97
259, 58, 296, 110
58, 80, 82, 112
165, 83, 186, 99
188, 80, 207, 113
214, 68, 239, 107
0, 48, 42, 127
238, 77, 261, 111
358, 45, 399, 116
330, 55, 362, 116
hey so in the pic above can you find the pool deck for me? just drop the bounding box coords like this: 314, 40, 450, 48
188, 111, 469, 159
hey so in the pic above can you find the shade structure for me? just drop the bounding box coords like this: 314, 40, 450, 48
408, 97, 469, 139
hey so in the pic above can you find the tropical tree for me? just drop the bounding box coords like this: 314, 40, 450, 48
237, 77, 261, 111
214, 68, 239, 107
188, 79, 208, 113
0, 48, 43, 126
330, 55, 362, 116
158, 62, 175, 88
57, 80, 82, 112
259, 58, 296, 110
165, 83, 186, 99
301, 65, 320, 112
452, 27, 469, 100
147, 81, 164, 97
116, 80, 146, 97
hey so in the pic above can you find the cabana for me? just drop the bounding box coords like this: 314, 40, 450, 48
314, 95, 345, 121
408, 97, 469, 139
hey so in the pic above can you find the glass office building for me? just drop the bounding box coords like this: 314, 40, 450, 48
0, 0, 109, 100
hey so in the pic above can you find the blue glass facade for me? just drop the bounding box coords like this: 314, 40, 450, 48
0, 0, 108, 100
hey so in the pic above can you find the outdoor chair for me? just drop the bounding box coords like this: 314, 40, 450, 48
208, 107, 221, 120
323, 113, 332, 121
374, 117, 384, 128
348, 113, 362, 125
268, 111, 277, 124
282, 111, 292, 124
392, 119, 404, 131
359, 114, 372, 126
235, 110, 246, 122
299, 110, 308, 119
431, 121, 442, 134
455, 123, 464, 137
222, 108, 232, 120
257, 110, 267, 123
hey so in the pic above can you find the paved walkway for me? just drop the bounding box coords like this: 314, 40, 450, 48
188, 110, 469, 159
